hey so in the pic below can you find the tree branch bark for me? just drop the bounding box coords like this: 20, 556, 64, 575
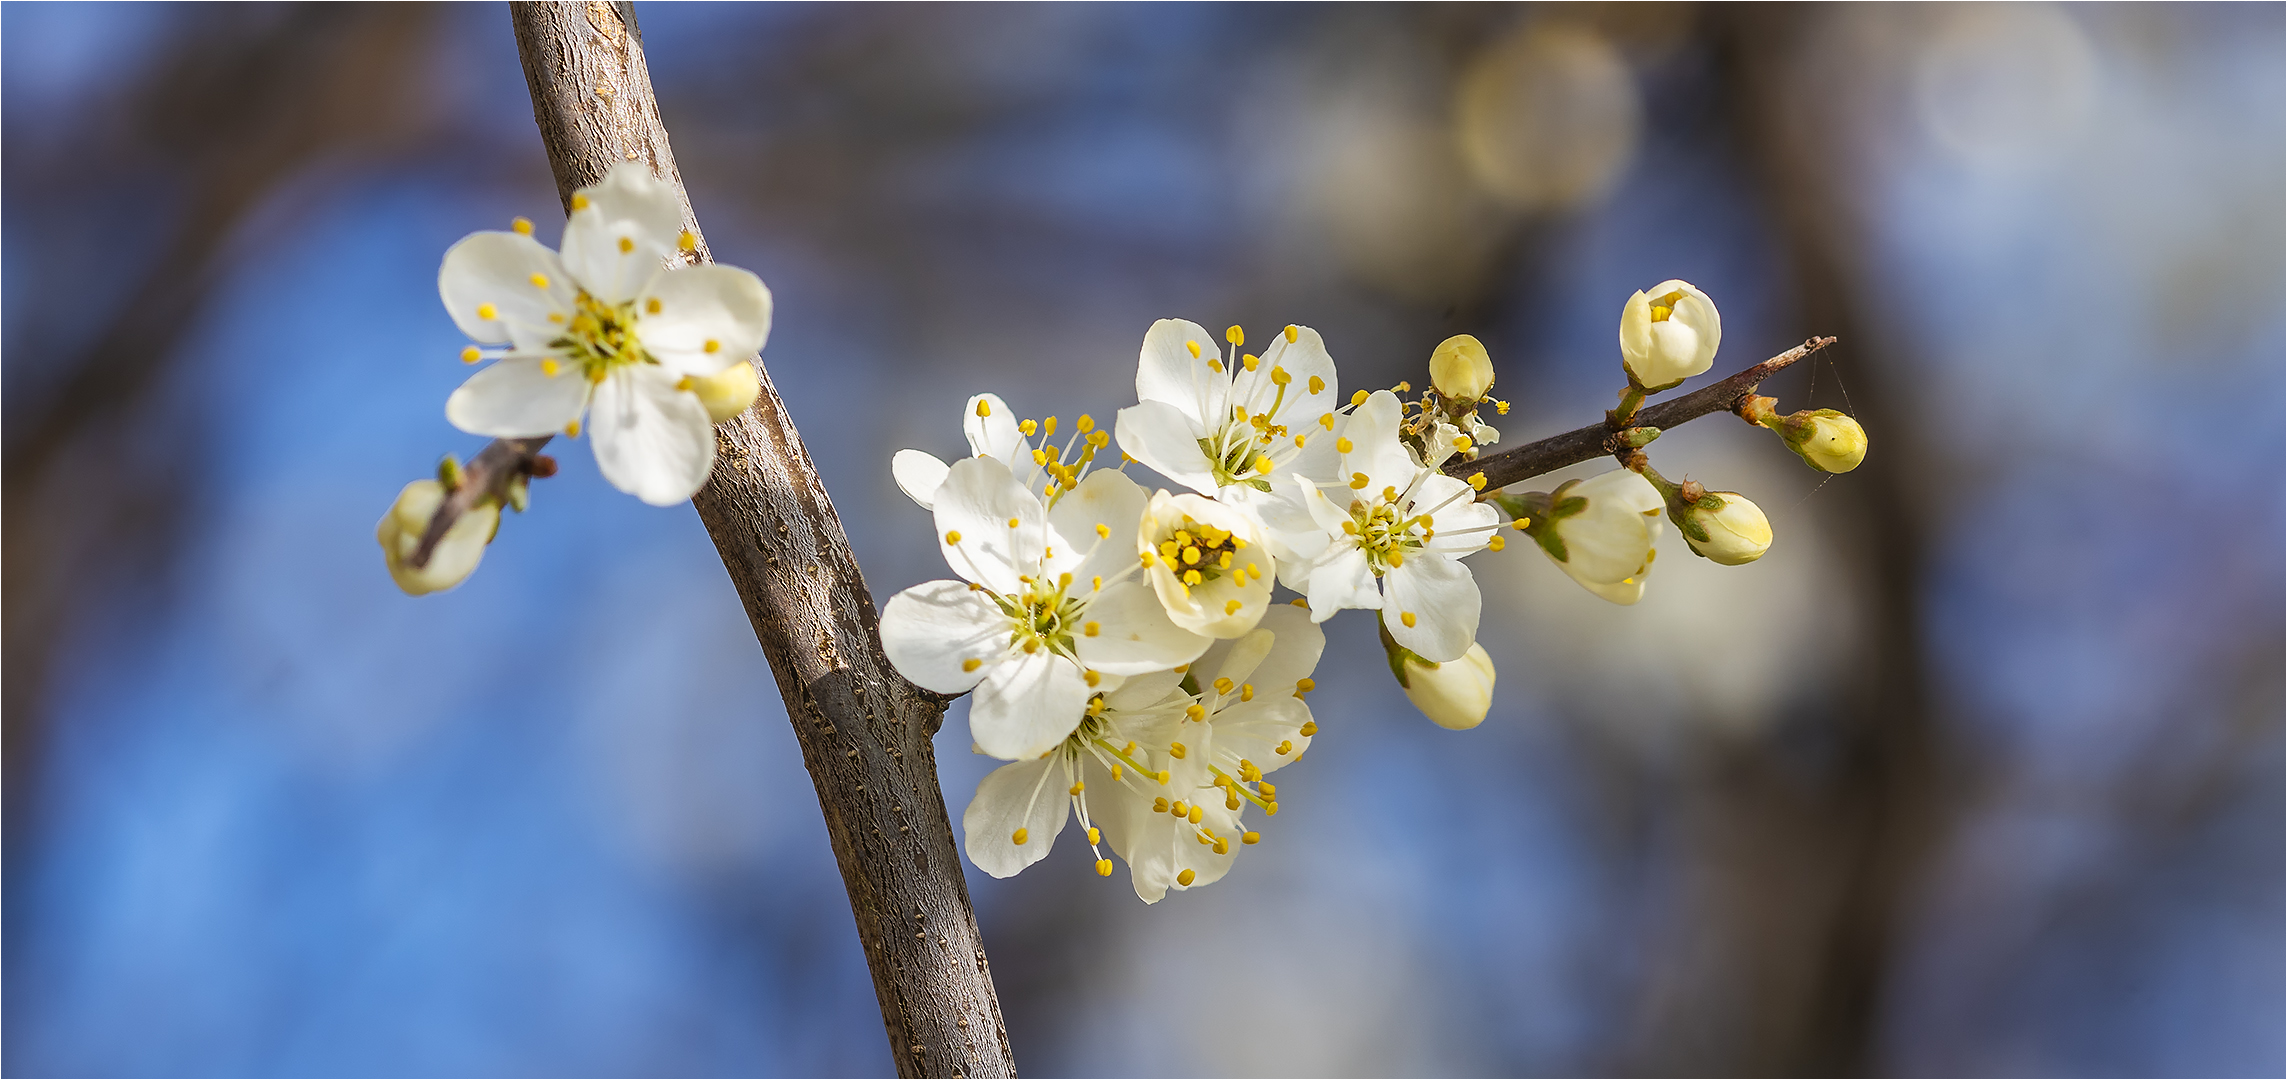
1445, 336, 1837, 491
506, 4, 1012, 1076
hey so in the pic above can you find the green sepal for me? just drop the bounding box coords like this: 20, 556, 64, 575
505, 474, 531, 513
436, 453, 464, 491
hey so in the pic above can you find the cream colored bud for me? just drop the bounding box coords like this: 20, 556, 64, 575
1680, 492, 1772, 566
376, 479, 499, 595
1775, 409, 1867, 474
1429, 334, 1496, 400
688, 360, 761, 423
1618, 279, 1721, 390
1397, 642, 1497, 730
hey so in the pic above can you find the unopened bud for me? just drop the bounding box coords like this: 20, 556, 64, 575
376, 479, 499, 595
1769, 408, 1867, 474
1676, 490, 1772, 565
1618, 279, 1721, 390
1391, 640, 1497, 731
688, 360, 761, 423
1429, 334, 1496, 401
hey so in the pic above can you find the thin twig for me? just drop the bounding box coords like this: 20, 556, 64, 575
1448, 336, 1838, 491
408, 436, 552, 568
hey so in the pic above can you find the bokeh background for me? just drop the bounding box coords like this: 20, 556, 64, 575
6, 3, 2280, 1075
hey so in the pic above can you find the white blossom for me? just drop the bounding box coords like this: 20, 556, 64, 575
891, 394, 1112, 511
1137, 489, 1275, 639
1531, 468, 1665, 605
880, 457, 1209, 760
376, 480, 496, 596
1395, 640, 1497, 731
1679, 491, 1773, 565
1280, 390, 1503, 662
439, 163, 772, 506
1618, 279, 1721, 390
1429, 333, 1496, 401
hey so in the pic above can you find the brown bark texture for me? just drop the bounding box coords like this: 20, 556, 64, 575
507, 4, 1013, 1076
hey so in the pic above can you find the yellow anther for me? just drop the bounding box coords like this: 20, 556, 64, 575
1069, 781, 1085, 796
1111, 764, 1123, 780
944, 530, 962, 544
1488, 534, 1507, 551
460, 346, 483, 364
1018, 418, 1037, 436
646, 297, 661, 314
1170, 742, 1187, 759
1320, 413, 1335, 430
1400, 611, 1418, 628
1170, 800, 1187, 817
1208, 358, 1223, 373
1387, 551, 1404, 567
1043, 416, 1058, 435
1214, 677, 1234, 694
1650, 303, 1674, 322
1351, 390, 1369, 407
1213, 838, 1229, 854
476, 302, 498, 321
617, 236, 634, 254
1186, 340, 1202, 359
1469, 472, 1487, 491
1300, 720, 1318, 736
1088, 827, 1101, 844
1218, 551, 1233, 569
1226, 793, 1241, 811
1233, 405, 1249, 422
1012, 828, 1029, 845
1140, 550, 1157, 568
529, 272, 550, 289
1297, 678, 1316, 694
1154, 797, 1170, 813
1243, 831, 1261, 845
1092, 523, 1110, 541
1383, 485, 1399, 503
1240, 683, 1254, 701
1349, 473, 1369, 490
1253, 455, 1274, 475
1157, 770, 1171, 784
1185, 704, 1206, 722
1265, 801, 1280, 816
570, 193, 590, 210
1454, 435, 1473, 451
1091, 575, 1102, 591
1242, 353, 1260, 372
1512, 517, 1531, 530
1084, 621, 1100, 637
1276, 740, 1292, 755
539, 358, 560, 377
1295, 435, 1308, 448
1177, 868, 1197, 886
564, 419, 582, 438
1084, 670, 1101, 687
511, 216, 534, 235
1336, 437, 1353, 454
1271, 367, 1290, 386
1006, 517, 1021, 529
1096, 858, 1114, 877
703, 339, 721, 354
1394, 380, 1412, 391
1172, 665, 1187, 674
1032, 448, 1049, 466
1225, 324, 1244, 346
678, 230, 698, 252
1308, 375, 1324, 395
1180, 546, 1198, 565
1188, 804, 1203, 824
548, 313, 565, 324
976, 399, 992, 417
1259, 781, 1276, 796
1248, 563, 1262, 580
1025, 639, 1045, 654
1224, 599, 1241, 616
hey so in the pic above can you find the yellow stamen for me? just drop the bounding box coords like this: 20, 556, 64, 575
617, 236, 634, 254
570, 193, 590, 210
564, 419, 581, 438
460, 346, 482, 364
1275, 740, 1292, 755
976, 399, 992, 417
1299, 720, 1317, 736
1177, 868, 1197, 886
1400, 611, 1418, 628
1088, 827, 1101, 844
1044, 416, 1059, 435
511, 216, 533, 235
1183, 569, 1202, 586
1084, 670, 1101, 687
1096, 859, 1114, 877
1349, 473, 1369, 490
1186, 341, 1201, 358
1454, 435, 1473, 450
1185, 704, 1206, 722
1006, 517, 1021, 529
1083, 621, 1100, 637
1240, 683, 1254, 701
1488, 534, 1507, 551
704, 339, 721, 354
1351, 390, 1369, 407
529, 272, 550, 289
1242, 831, 1261, 845
678, 230, 697, 253
945, 530, 962, 543
1170, 742, 1187, 759
1094, 523, 1110, 539
540, 358, 560, 377
646, 297, 661, 315
1469, 472, 1487, 491
1512, 517, 1531, 530
1214, 677, 1234, 694
1224, 599, 1241, 615
1320, 413, 1335, 430
1069, 781, 1085, 796
476, 303, 498, 321
1187, 804, 1203, 824
1336, 437, 1354, 454
1296, 678, 1315, 694
1308, 375, 1324, 394
1225, 325, 1244, 346
1242, 353, 1260, 372
1012, 828, 1029, 845
1253, 454, 1274, 475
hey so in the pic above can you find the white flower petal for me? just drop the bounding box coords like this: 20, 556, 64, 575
1205, 696, 1313, 777
1228, 323, 1338, 434
932, 456, 1045, 595
881, 580, 1003, 694
970, 650, 1090, 760
1303, 543, 1380, 622
961, 754, 1071, 878
438, 231, 575, 350
636, 265, 773, 376
1045, 468, 1147, 585
1075, 578, 1210, 675
1342, 391, 1419, 495
1233, 602, 1324, 699
1412, 474, 1501, 557
589, 364, 716, 505
560, 163, 685, 303
1102, 667, 1186, 712
891, 449, 951, 510
377, 480, 497, 596
1134, 317, 1225, 425
445, 357, 592, 438
962, 393, 1029, 474
1114, 400, 1218, 495
1381, 552, 1480, 663
1102, 778, 1237, 904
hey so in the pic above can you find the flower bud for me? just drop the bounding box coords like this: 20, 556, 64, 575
1521, 468, 1664, 605
376, 479, 498, 595
1393, 640, 1497, 730
1770, 408, 1867, 474
1618, 279, 1721, 390
1676, 491, 1771, 566
1429, 334, 1496, 401
688, 359, 762, 423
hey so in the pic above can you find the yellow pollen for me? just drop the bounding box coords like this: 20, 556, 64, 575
1454, 435, 1473, 450
1297, 678, 1315, 693
617, 236, 634, 254
540, 358, 561, 377
1154, 798, 1170, 813
564, 419, 582, 438
1183, 546, 1201, 565
1271, 367, 1290, 385
678, 230, 697, 253
1140, 550, 1157, 567
1259, 781, 1276, 796
1488, 534, 1507, 551
476, 303, 498, 321
1012, 828, 1029, 845
1177, 868, 1197, 886
1171, 742, 1187, 759
1238, 683, 1254, 702
1351, 390, 1369, 407
1651, 303, 1674, 322
1383, 485, 1399, 503
1224, 599, 1242, 615
1400, 611, 1417, 628
529, 272, 550, 289
1299, 720, 1318, 735
1007, 517, 1021, 529
1512, 517, 1531, 530
1253, 455, 1274, 475
1187, 340, 1201, 358
1023, 639, 1040, 654
1096, 859, 1114, 877
1295, 435, 1307, 448
1276, 740, 1292, 755
1084, 670, 1101, 687
1069, 781, 1085, 796
1208, 358, 1223, 372
1088, 827, 1101, 844
1095, 523, 1110, 539
1469, 472, 1487, 491
976, 399, 992, 417
646, 297, 661, 314
511, 216, 533, 235
570, 193, 590, 210
1350, 473, 1369, 490
1248, 563, 1261, 579
1187, 804, 1203, 824
1185, 704, 1206, 722
704, 339, 721, 353
1077, 414, 1094, 433
1265, 801, 1280, 816
1336, 437, 1354, 454
1225, 324, 1244, 346
1214, 677, 1234, 694
1157, 770, 1171, 784
961, 658, 980, 673
1213, 838, 1229, 855
1320, 413, 1335, 429
1019, 419, 1037, 436
460, 346, 482, 364
1111, 764, 1123, 780
1218, 552, 1232, 569
1308, 375, 1324, 394
1243, 831, 1261, 844
1170, 800, 1187, 817
1242, 353, 1260, 372
1091, 575, 1102, 591
1388, 551, 1403, 567
1084, 621, 1100, 637
945, 530, 962, 543
1183, 569, 1202, 587
1044, 416, 1059, 435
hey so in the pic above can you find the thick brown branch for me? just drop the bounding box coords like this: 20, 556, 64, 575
1447, 336, 1838, 491
506, 4, 1011, 1077
408, 437, 552, 568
